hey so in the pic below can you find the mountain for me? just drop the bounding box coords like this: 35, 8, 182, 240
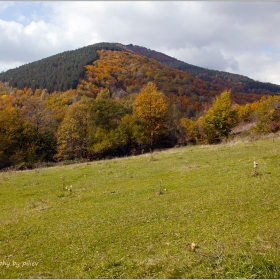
0, 42, 122, 92
0, 42, 279, 101
122, 44, 280, 96
79, 48, 222, 102
1, 42, 280, 170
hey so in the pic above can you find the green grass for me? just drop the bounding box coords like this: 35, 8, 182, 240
1, 135, 280, 278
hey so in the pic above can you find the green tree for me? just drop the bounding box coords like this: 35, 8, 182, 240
90, 98, 127, 131
114, 114, 148, 154
89, 127, 115, 156
87, 98, 128, 157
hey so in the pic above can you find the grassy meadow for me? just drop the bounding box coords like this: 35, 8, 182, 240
1, 134, 280, 278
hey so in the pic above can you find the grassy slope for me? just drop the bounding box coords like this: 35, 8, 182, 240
1, 136, 280, 278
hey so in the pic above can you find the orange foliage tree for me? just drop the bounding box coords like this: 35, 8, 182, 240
133, 82, 168, 149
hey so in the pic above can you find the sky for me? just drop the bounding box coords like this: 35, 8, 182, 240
0, 1, 280, 85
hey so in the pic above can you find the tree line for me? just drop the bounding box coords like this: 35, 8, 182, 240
0, 80, 280, 171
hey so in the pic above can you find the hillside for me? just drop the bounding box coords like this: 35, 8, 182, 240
79, 49, 223, 102
79, 49, 270, 105
0, 42, 122, 92
1, 137, 280, 278
1, 42, 280, 170
0, 42, 279, 99
123, 43, 280, 95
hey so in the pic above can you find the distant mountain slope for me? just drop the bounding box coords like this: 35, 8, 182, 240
78, 49, 264, 105
0, 42, 122, 92
0, 42, 279, 97
79, 49, 223, 103
122, 44, 280, 95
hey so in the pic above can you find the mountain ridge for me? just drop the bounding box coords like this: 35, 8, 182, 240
0, 42, 279, 97
121, 43, 280, 94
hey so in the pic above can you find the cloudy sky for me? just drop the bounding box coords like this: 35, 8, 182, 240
1, 1, 280, 85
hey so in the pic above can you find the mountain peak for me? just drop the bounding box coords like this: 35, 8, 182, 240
0, 42, 279, 97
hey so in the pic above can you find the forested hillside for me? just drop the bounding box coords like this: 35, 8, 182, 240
0, 43, 122, 92
0, 42, 280, 97
0, 42, 280, 170
123, 44, 280, 96
79, 49, 224, 102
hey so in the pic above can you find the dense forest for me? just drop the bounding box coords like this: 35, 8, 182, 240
0, 43, 280, 170
124, 44, 280, 96
0, 42, 280, 97
0, 43, 123, 92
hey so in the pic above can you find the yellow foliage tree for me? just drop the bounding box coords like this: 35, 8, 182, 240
133, 82, 168, 148
235, 103, 253, 123
254, 95, 280, 133
180, 118, 200, 143
55, 99, 91, 161
202, 91, 238, 143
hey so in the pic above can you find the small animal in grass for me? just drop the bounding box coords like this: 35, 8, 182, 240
253, 161, 258, 176
187, 242, 198, 252
65, 185, 72, 193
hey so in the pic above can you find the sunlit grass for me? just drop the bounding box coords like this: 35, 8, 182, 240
1, 135, 280, 278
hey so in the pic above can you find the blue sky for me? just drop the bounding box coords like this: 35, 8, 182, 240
0, 2, 51, 24
0, 1, 280, 85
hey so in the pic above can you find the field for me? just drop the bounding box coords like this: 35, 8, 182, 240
1, 135, 280, 278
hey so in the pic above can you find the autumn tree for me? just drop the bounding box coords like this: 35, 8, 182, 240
202, 91, 238, 143
55, 98, 92, 161
0, 107, 38, 169
96, 88, 111, 101
180, 118, 200, 144
20, 97, 57, 161
21, 97, 48, 133
164, 102, 186, 147
133, 82, 168, 149
114, 114, 148, 154
254, 95, 280, 133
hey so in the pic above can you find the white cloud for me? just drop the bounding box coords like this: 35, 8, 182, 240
0, 19, 22, 43
0, 2, 14, 12
0, 19, 58, 62
0, 1, 279, 85
16, 14, 30, 24
0, 60, 23, 73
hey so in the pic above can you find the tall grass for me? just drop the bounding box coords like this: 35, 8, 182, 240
1, 135, 280, 278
